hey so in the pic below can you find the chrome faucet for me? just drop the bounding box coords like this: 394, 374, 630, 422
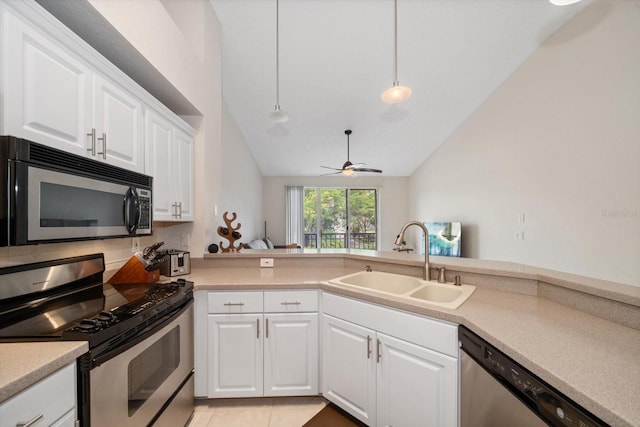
395, 221, 431, 281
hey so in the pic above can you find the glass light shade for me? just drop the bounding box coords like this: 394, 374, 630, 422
267, 106, 289, 123
549, 0, 583, 5
342, 168, 355, 176
381, 83, 412, 104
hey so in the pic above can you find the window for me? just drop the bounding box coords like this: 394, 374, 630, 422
303, 188, 378, 249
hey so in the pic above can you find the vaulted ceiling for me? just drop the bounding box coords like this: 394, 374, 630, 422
211, 0, 585, 176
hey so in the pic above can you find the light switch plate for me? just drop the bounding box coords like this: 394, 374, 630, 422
260, 258, 274, 268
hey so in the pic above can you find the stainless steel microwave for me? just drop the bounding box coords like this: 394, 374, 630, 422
1, 136, 152, 246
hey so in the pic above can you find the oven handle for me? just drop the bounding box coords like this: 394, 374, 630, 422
89, 299, 192, 368
123, 187, 141, 234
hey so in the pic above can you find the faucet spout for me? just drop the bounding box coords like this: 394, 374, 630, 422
396, 221, 431, 281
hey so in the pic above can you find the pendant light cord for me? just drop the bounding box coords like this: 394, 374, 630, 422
393, 0, 398, 85
275, 0, 281, 106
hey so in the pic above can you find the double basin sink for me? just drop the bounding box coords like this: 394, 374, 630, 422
329, 270, 476, 309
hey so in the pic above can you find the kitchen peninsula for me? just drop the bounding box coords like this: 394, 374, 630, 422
191, 249, 640, 427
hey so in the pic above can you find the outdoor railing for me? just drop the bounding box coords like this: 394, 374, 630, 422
304, 232, 376, 250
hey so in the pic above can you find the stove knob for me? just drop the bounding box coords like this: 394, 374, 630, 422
96, 311, 115, 324
78, 319, 99, 331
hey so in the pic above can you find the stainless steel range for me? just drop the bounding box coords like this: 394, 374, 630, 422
0, 253, 194, 427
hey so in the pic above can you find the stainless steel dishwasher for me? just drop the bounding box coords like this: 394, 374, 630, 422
459, 326, 608, 427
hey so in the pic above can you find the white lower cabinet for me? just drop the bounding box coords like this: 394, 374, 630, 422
208, 313, 263, 397
376, 333, 457, 427
0, 362, 77, 427
322, 314, 376, 425
205, 291, 319, 398
322, 292, 458, 427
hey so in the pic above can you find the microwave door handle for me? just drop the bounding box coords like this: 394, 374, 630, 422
123, 188, 140, 234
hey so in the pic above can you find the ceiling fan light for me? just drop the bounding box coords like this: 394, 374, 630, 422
381, 82, 412, 104
342, 168, 355, 176
268, 105, 289, 123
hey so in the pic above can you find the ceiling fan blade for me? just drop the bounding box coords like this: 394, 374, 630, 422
352, 167, 383, 173
344, 162, 365, 170
320, 171, 342, 176
320, 165, 342, 171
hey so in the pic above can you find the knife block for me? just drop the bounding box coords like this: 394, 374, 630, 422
108, 255, 160, 284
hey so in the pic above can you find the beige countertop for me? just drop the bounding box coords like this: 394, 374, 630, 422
0, 341, 87, 403
2, 252, 637, 425
187, 265, 640, 427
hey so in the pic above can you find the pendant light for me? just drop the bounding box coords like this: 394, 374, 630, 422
549, 0, 583, 5
381, 0, 412, 104
268, 0, 289, 123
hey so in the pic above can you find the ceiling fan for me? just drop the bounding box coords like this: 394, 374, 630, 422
321, 130, 383, 176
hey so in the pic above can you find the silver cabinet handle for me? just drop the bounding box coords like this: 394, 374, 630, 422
97, 132, 107, 159
280, 301, 301, 305
376, 338, 382, 363
86, 128, 96, 155
257, 318, 260, 339
266, 318, 269, 338
367, 335, 372, 359
16, 414, 43, 427
223, 302, 245, 306
177, 202, 182, 219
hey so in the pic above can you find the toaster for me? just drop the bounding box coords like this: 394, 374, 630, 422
159, 250, 191, 276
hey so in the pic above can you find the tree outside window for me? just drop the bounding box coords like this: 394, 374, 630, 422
304, 188, 377, 249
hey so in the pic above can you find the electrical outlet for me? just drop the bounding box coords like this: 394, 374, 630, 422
260, 258, 274, 268
518, 213, 526, 223
131, 237, 141, 253
181, 233, 191, 247
515, 231, 525, 240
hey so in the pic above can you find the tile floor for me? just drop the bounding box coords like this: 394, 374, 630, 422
188, 397, 328, 427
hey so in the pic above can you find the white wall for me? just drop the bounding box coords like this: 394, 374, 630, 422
263, 176, 409, 251
409, 1, 640, 286
216, 105, 264, 247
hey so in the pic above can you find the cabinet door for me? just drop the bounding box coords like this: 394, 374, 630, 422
174, 128, 194, 221
145, 109, 175, 221
322, 314, 376, 426
1, 7, 90, 154
93, 74, 143, 172
207, 314, 263, 398
377, 333, 458, 427
264, 313, 318, 397
0, 363, 76, 427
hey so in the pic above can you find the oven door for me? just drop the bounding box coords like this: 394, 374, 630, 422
87, 303, 193, 427
13, 163, 150, 244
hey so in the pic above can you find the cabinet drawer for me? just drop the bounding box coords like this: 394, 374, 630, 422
0, 363, 76, 427
208, 291, 263, 313
264, 290, 318, 312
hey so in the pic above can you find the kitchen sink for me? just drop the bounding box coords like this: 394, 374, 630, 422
329, 270, 476, 309
332, 271, 423, 294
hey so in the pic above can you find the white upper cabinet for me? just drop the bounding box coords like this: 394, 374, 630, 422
1, 5, 91, 155
145, 108, 195, 222
92, 74, 144, 172
0, 1, 196, 179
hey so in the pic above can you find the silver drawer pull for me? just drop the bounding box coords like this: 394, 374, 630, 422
86, 128, 96, 155
280, 301, 301, 305
97, 132, 107, 159
17, 414, 43, 427
223, 302, 245, 306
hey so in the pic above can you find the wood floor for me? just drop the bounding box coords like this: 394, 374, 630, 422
188, 397, 365, 427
